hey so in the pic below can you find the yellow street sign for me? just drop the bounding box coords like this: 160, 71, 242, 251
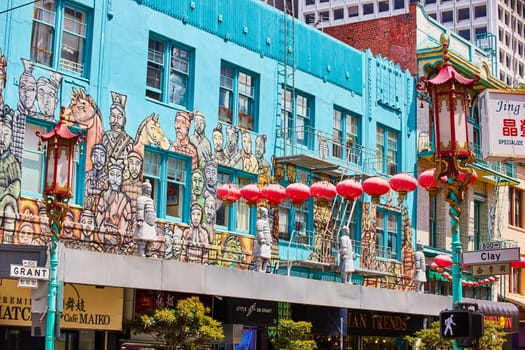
471, 263, 510, 276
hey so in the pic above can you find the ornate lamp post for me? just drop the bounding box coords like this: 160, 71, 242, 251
418, 40, 479, 312
36, 107, 83, 350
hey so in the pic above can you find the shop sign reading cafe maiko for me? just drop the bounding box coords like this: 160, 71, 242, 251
0, 280, 124, 330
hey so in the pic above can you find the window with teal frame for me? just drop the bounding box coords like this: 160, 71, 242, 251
21, 118, 85, 205
333, 107, 360, 163
30, 0, 91, 77
216, 168, 257, 234
376, 125, 398, 175
218, 62, 259, 131
376, 208, 400, 260
143, 148, 191, 222
277, 198, 311, 241
281, 88, 314, 149
146, 34, 194, 109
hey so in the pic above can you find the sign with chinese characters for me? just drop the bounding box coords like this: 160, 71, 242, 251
0, 279, 123, 330
471, 263, 510, 276
479, 89, 525, 161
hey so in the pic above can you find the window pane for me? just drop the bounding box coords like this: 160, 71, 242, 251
143, 152, 160, 177
216, 172, 231, 227
63, 7, 86, 36
167, 157, 185, 182
220, 65, 234, 89
148, 39, 164, 63
165, 181, 182, 217
34, 0, 55, 25
61, 31, 84, 74
219, 89, 233, 124
171, 47, 189, 73
169, 71, 187, 105
238, 72, 253, 97
21, 124, 46, 194
31, 22, 54, 66
147, 62, 162, 90
236, 177, 251, 231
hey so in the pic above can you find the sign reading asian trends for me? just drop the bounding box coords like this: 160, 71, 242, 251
462, 247, 520, 265
478, 89, 525, 162
471, 263, 510, 276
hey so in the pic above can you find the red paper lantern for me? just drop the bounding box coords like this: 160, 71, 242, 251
511, 258, 525, 268
467, 281, 474, 287
441, 271, 450, 279
473, 282, 480, 287
362, 177, 390, 199
310, 181, 337, 201
489, 276, 496, 282
240, 184, 262, 206
285, 182, 311, 206
462, 280, 467, 286
217, 183, 241, 206
440, 169, 477, 186
389, 173, 417, 195
418, 168, 439, 192
336, 179, 363, 201
434, 254, 452, 268
483, 278, 490, 284
430, 262, 438, 270
261, 183, 287, 207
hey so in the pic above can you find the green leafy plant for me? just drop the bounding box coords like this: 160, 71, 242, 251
129, 296, 224, 350
270, 319, 318, 350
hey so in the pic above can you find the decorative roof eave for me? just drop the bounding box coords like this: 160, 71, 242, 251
418, 34, 506, 91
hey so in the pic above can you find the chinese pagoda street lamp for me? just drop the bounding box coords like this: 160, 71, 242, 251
418, 40, 479, 315
36, 107, 83, 350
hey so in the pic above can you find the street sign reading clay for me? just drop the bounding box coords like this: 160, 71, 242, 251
462, 247, 520, 265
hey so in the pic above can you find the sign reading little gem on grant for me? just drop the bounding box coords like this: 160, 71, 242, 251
462, 247, 520, 265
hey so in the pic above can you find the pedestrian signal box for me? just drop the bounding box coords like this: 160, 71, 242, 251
440, 308, 484, 341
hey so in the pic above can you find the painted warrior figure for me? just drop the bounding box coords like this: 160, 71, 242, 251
0, 106, 21, 243
212, 123, 227, 165
134, 181, 158, 257
96, 157, 132, 251
36, 72, 62, 121
339, 226, 355, 284
102, 92, 133, 168
183, 202, 209, 263
13, 59, 38, 164
241, 131, 258, 173
253, 207, 272, 272
412, 241, 427, 293
172, 110, 199, 170
189, 110, 212, 163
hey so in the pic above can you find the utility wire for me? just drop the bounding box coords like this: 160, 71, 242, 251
0, 0, 39, 15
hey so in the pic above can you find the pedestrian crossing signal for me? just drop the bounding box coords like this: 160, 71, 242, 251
440, 310, 471, 339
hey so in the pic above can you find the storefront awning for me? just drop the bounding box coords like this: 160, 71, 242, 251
474, 299, 519, 333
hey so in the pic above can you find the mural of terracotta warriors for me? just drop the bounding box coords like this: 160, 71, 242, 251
122, 150, 143, 216
12, 59, 37, 165
0, 105, 20, 243
172, 110, 198, 170
36, 71, 62, 121
224, 125, 242, 169
95, 157, 132, 252
102, 92, 134, 169
241, 131, 258, 173
84, 143, 109, 212
212, 123, 227, 165
189, 110, 211, 163
183, 202, 209, 263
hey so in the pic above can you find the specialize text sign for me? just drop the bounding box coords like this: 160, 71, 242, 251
0, 279, 124, 330
479, 89, 525, 161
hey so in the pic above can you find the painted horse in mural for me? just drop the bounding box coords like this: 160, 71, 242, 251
134, 113, 170, 150
67, 87, 104, 170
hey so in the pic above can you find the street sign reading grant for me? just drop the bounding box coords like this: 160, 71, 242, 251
10, 261, 49, 280
462, 247, 520, 265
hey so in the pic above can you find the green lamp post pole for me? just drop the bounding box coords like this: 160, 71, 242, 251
418, 36, 479, 347
37, 107, 83, 350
